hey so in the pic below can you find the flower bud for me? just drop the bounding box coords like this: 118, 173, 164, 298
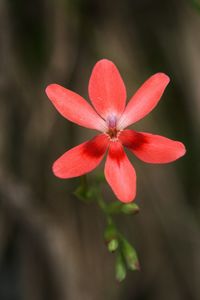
115, 252, 126, 282
121, 203, 139, 215
107, 239, 119, 252
121, 239, 140, 271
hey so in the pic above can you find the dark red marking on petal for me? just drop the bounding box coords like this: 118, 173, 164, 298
104, 141, 136, 203
120, 129, 186, 164
83, 134, 109, 158
53, 134, 109, 178
108, 141, 126, 167
119, 130, 147, 150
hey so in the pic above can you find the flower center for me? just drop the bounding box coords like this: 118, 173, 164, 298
106, 115, 120, 140
107, 127, 118, 139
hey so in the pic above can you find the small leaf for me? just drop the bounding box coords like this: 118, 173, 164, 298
74, 185, 96, 203
74, 185, 86, 201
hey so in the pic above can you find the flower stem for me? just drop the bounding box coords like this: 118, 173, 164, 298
75, 174, 140, 281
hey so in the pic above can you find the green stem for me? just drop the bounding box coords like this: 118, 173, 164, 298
96, 192, 107, 212
95, 187, 116, 226
75, 174, 140, 281
81, 174, 88, 191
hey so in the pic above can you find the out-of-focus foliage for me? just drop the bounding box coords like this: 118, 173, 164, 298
0, 0, 200, 299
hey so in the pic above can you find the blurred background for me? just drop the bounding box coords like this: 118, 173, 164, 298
0, 0, 200, 299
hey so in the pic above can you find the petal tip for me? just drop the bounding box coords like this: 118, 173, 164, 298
96, 58, 114, 65
45, 83, 58, 97
177, 142, 186, 158
52, 161, 64, 178
106, 181, 137, 203
118, 194, 136, 203
156, 72, 170, 85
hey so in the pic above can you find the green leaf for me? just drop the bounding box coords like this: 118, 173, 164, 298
74, 185, 97, 203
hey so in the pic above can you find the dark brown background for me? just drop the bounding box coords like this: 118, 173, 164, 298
0, 0, 200, 299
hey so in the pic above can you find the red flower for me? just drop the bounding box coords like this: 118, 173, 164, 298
46, 59, 186, 203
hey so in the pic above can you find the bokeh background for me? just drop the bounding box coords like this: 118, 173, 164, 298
0, 0, 200, 299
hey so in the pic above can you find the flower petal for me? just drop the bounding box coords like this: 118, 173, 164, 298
104, 141, 136, 203
88, 59, 126, 120
118, 73, 170, 129
119, 130, 186, 163
53, 134, 109, 178
46, 84, 106, 131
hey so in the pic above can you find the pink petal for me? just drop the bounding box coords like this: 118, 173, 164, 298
104, 141, 136, 203
88, 59, 126, 120
119, 130, 186, 163
46, 84, 106, 131
53, 134, 109, 178
118, 73, 170, 129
